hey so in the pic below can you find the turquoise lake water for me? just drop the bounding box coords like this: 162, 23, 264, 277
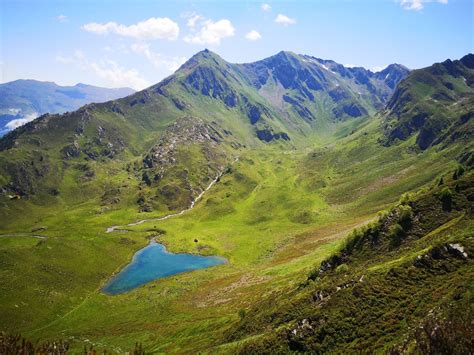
102, 240, 226, 295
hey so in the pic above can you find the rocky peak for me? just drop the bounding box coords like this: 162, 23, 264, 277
375, 64, 410, 89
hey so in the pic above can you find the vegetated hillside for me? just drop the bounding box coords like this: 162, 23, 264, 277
382, 53, 474, 150
0, 51, 471, 353
221, 169, 473, 354
0, 50, 407, 215
0, 80, 135, 136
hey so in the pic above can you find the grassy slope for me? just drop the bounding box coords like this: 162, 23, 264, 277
223, 171, 473, 353
0, 113, 467, 352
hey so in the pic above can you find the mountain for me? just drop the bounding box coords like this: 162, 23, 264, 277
382, 54, 474, 150
0, 50, 408, 207
0, 80, 135, 135
0, 51, 471, 353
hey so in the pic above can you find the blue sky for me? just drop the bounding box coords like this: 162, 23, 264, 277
1, 0, 473, 90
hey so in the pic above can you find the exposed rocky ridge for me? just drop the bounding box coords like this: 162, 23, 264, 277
239, 51, 409, 123
143, 116, 226, 171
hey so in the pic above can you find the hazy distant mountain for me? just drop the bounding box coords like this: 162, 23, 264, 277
0, 80, 135, 135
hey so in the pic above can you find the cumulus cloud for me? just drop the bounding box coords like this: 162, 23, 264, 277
275, 14, 296, 25
6, 112, 38, 130
82, 17, 179, 40
56, 50, 149, 90
261, 3, 271, 12
57, 14, 68, 23
245, 30, 262, 41
184, 19, 235, 45
131, 43, 186, 72
397, 0, 448, 11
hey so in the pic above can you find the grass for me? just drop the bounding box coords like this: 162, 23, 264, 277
224, 172, 473, 353
0, 112, 469, 352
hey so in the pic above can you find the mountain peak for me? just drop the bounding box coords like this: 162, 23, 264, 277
460, 53, 474, 69
179, 49, 227, 71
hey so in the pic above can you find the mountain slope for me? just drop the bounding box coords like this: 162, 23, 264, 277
0, 50, 408, 211
0, 80, 135, 135
240, 51, 408, 123
382, 54, 474, 150
221, 171, 473, 353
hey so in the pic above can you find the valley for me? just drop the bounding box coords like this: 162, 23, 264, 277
0, 50, 472, 353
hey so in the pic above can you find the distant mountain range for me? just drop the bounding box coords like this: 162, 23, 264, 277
0, 80, 134, 136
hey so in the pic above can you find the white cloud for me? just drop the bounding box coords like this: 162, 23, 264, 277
57, 14, 68, 23
56, 50, 149, 90
184, 19, 235, 45
397, 0, 449, 11
245, 30, 262, 41
82, 17, 179, 40
182, 12, 205, 29
90, 60, 149, 90
275, 14, 296, 25
131, 43, 186, 72
6, 112, 38, 130
261, 3, 271, 12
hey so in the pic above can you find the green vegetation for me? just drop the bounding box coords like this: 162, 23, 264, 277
223, 172, 473, 353
0, 50, 472, 352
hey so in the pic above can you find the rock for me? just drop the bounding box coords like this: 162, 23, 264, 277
448, 243, 468, 258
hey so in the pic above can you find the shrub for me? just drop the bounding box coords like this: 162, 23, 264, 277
238, 309, 246, 319
398, 205, 413, 230
336, 263, 349, 274
452, 165, 465, 180
389, 223, 405, 248
399, 192, 414, 205
439, 187, 453, 211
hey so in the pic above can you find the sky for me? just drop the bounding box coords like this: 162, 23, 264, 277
1, 0, 473, 90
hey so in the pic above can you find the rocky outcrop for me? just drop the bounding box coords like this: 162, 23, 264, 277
256, 129, 290, 142
143, 116, 223, 171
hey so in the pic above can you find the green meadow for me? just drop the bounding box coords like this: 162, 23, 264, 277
0, 115, 463, 352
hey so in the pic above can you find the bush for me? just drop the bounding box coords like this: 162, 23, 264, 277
336, 263, 349, 274
439, 187, 453, 211
389, 223, 405, 248
452, 165, 465, 180
238, 309, 246, 319
399, 192, 414, 205
398, 205, 413, 230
